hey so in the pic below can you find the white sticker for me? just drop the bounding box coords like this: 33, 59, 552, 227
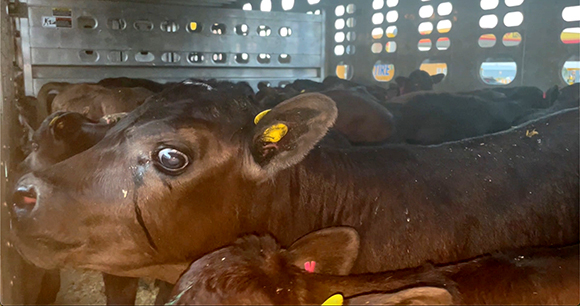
42, 16, 57, 28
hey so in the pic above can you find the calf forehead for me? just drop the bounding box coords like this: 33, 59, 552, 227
104, 84, 258, 141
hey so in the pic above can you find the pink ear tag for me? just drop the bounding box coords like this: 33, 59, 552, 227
304, 261, 316, 273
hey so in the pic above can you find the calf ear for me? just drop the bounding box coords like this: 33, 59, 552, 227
49, 113, 84, 140
345, 287, 453, 305
258, 81, 270, 91
247, 93, 337, 178
545, 85, 560, 104
394, 76, 409, 87
431, 73, 445, 85
286, 227, 359, 275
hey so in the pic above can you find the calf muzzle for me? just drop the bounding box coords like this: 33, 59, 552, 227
12, 184, 38, 216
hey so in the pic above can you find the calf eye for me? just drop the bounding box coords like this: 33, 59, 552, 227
157, 148, 189, 173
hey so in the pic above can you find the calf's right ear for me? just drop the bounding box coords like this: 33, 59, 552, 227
286, 226, 359, 275
244, 93, 338, 180
49, 113, 85, 140
345, 287, 453, 305
430, 73, 445, 85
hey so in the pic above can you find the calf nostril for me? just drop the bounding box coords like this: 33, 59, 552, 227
13, 185, 38, 212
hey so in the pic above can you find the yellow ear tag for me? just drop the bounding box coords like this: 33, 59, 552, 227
322, 294, 343, 306
254, 109, 272, 125
49, 115, 61, 127
301, 89, 306, 93
261, 123, 288, 143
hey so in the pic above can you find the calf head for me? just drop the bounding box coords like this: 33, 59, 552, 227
18, 111, 122, 173
554, 83, 579, 109
255, 86, 301, 109
168, 227, 451, 305
10, 82, 338, 282
395, 70, 444, 95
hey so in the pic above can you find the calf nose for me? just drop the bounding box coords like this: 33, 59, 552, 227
12, 185, 38, 215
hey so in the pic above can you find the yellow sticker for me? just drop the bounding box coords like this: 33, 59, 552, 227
261, 123, 288, 143
254, 109, 271, 125
49, 115, 61, 127
526, 129, 539, 138
322, 294, 343, 306
189, 22, 198, 31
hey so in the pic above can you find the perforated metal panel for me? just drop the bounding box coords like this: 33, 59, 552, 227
20, 0, 326, 95
326, 0, 579, 92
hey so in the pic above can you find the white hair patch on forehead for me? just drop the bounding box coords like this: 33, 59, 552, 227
182, 80, 215, 91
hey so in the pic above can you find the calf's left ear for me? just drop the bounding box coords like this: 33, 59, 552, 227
431, 73, 445, 85
286, 227, 359, 275
246, 93, 337, 179
345, 287, 453, 305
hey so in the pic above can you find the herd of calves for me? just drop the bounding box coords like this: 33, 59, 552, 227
11, 71, 580, 305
